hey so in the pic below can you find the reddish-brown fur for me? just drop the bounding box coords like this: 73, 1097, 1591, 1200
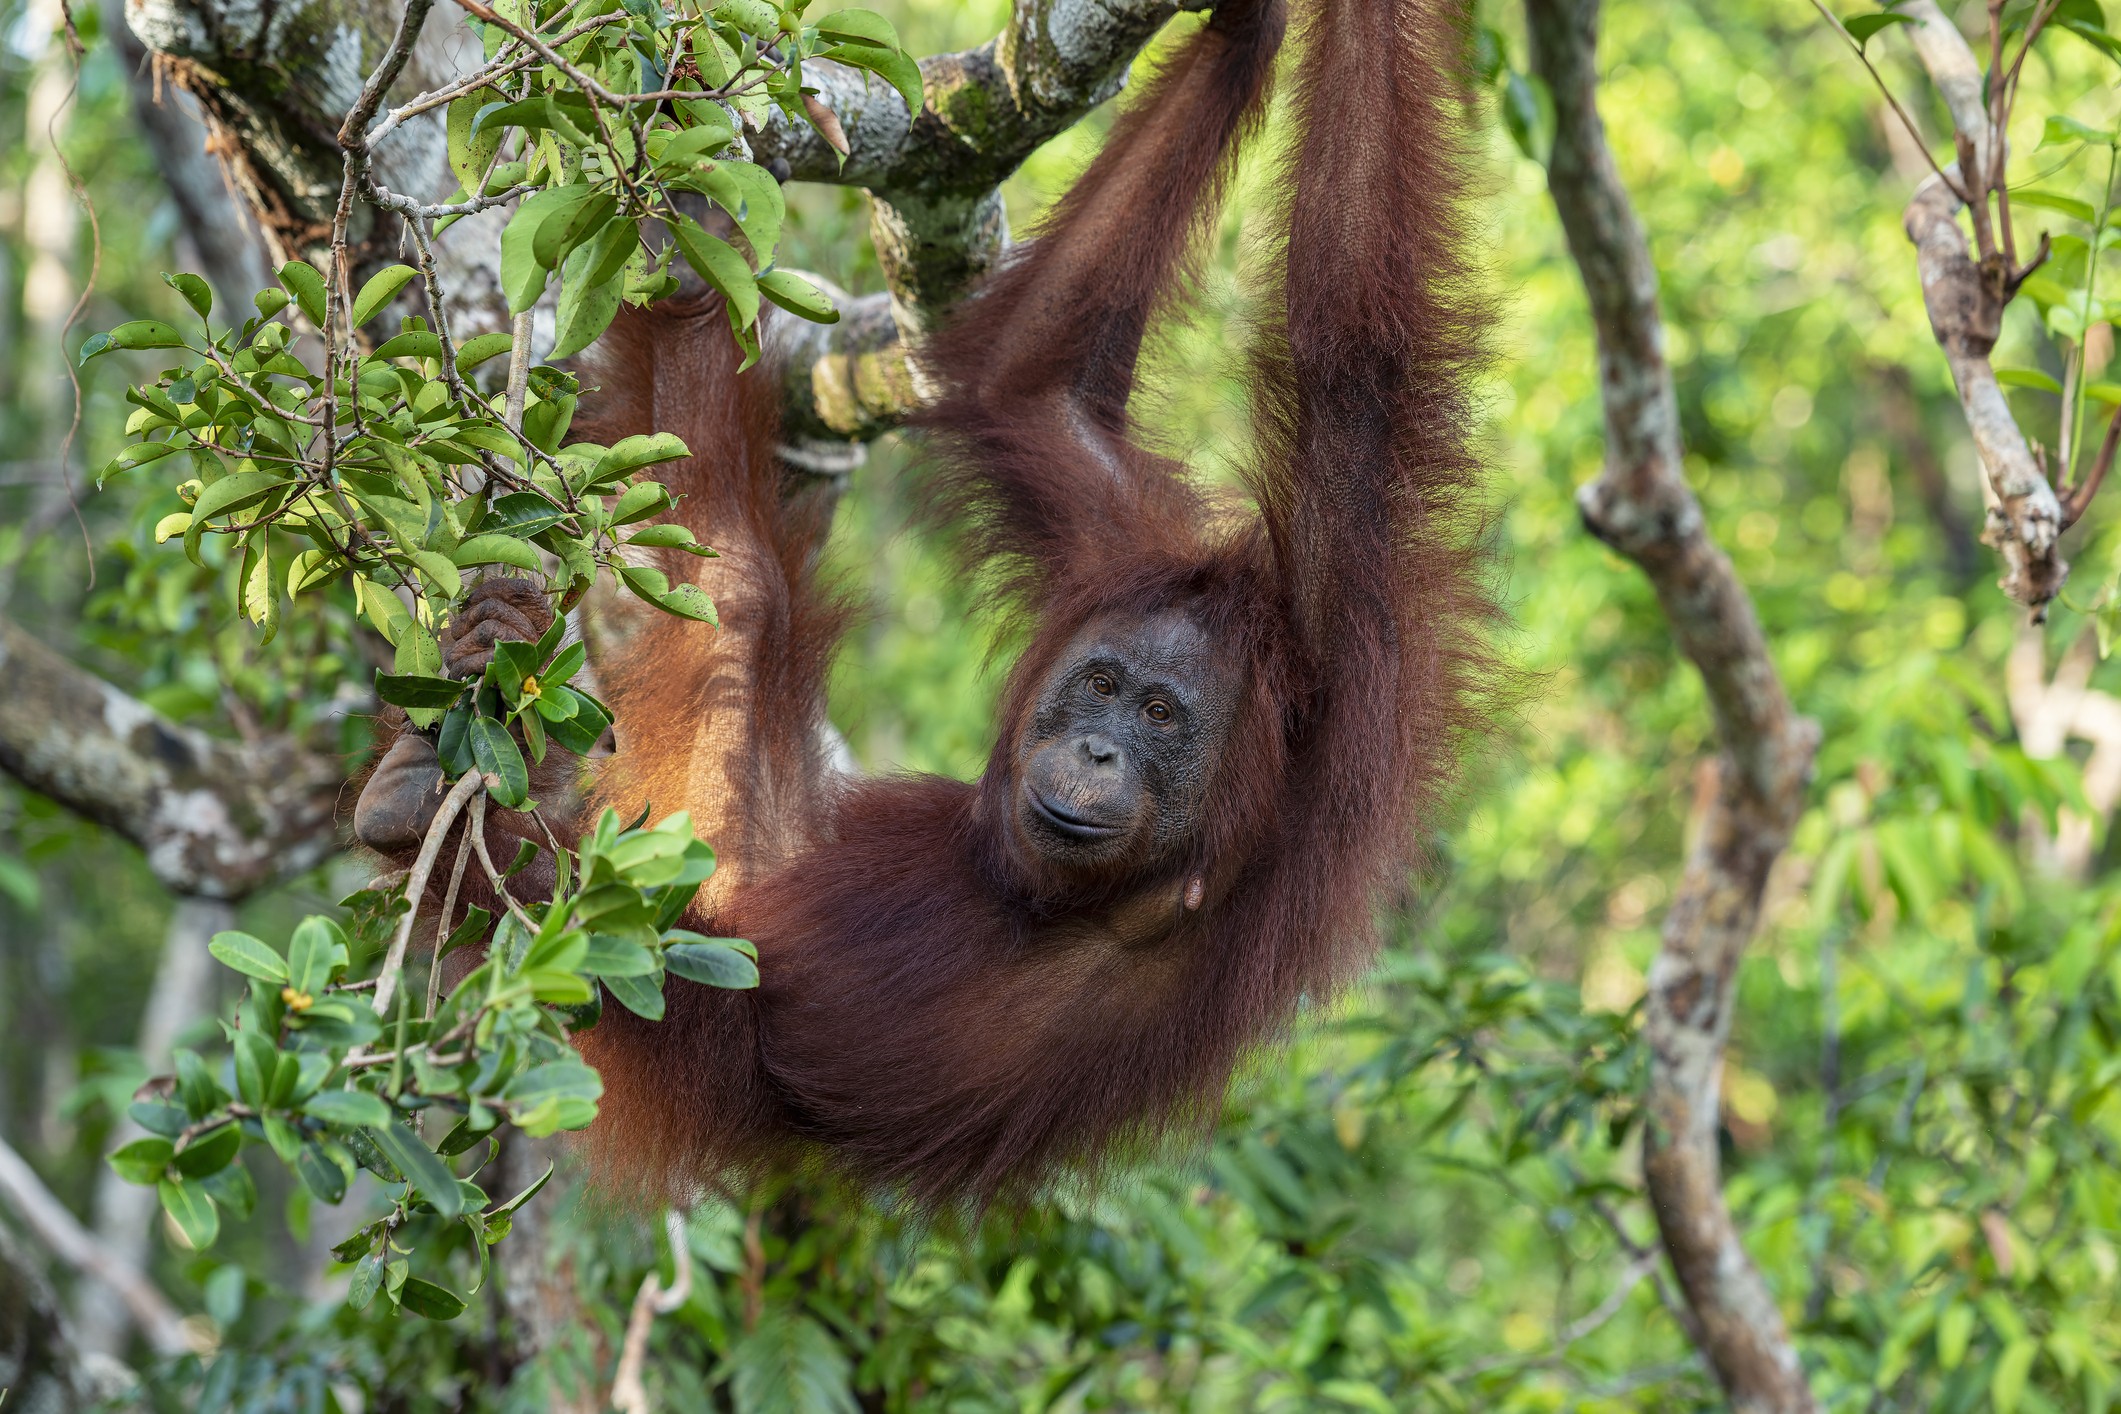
373, 0, 1496, 1209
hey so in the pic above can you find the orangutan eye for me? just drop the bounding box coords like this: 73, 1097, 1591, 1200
1088, 672, 1116, 697
1143, 699, 1173, 724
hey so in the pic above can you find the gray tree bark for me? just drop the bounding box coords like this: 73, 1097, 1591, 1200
1526, 2, 1821, 1410
0, 1221, 132, 1414
0, 617, 341, 900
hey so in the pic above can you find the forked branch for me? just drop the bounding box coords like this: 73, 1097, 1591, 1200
1887, 1, 2073, 611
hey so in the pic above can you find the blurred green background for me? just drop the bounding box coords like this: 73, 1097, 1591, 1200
6, 0, 2121, 1408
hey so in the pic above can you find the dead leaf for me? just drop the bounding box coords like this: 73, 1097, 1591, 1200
803, 93, 850, 157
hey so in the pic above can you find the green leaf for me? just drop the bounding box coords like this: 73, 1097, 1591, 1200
602, 970, 666, 1020
490, 1160, 554, 1216
503, 186, 586, 314
609, 479, 674, 524
106, 319, 189, 351
589, 434, 691, 486
469, 717, 530, 808
503, 1060, 605, 1106
447, 90, 505, 194
286, 915, 348, 997
664, 935, 760, 989
483, 492, 567, 537
411, 549, 465, 600
583, 933, 658, 975
452, 533, 546, 573
672, 218, 762, 329
209, 930, 289, 984
1995, 367, 2065, 393
164, 271, 212, 319
298, 1140, 354, 1204
534, 190, 619, 272
109, 1136, 174, 1185
1501, 69, 1555, 165
398, 1276, 468, 1320
240, 539, 279, 642
653, 116, 737, 168
2011, 188, 2099, 223
621, 565, 720, 624
233, 1031, 276, 1109
1992, 1338, 2038, 1413
130, 1100, 188, 1138
2040, 113, 2111, 149
1844, 11, 1916, 45
201, 1163, 255, 1223
714, 0, 779, 38
623, 524, 715, 554
549, 261, 625, 360
544, 689, 612, 755
278, 260, 328, 328
352, 264, 420, 329
820, 41, 924, 116
188, 469, 286, 526
171, 1122, 241, 1179
159, 1178, 220, 1249
348, 1249, 385, 1309
758, 269, 839, 324
583, 216, 640, 289
374, 670, 468, 709
455, 330, 513, 373
1938, 1301, 1974, 1369
728, 1312, 857, 1414
813, 8, 899, 47
367, 1120, 465, 1219
373, 330, 445, 360
303, 1089, 394, 1128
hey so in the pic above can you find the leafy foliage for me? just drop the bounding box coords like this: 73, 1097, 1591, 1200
64, 0, 919, 1315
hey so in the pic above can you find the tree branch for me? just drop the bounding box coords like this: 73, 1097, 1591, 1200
0, 617, 343, 899
0, 1134, 201, 1358
1893, 1, 2067, 611
122, 0, 1207, 433
0, 1220, 128, 1413
1525, 2, 1820, 1410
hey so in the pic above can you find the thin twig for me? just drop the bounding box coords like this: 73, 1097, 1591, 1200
372, 771, 485, 1020
2063, 406, 2121, 527
451, 0, 782, 109
1807, 0, 1970, 204
323, 0, 437, 483
400, 210, 471, 409
427, 814, 477, 1019
368, 179, 536, 221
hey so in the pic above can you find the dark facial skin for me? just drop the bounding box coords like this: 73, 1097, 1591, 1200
1014, 608, 1239, 873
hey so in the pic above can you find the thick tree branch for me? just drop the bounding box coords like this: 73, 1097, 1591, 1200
0, 1220, 129, 1413
123, 0, 1204, 432
1893, 2, 2067, 611
1526, 2, 1820, 1411
0, 617, 342, 899
0, 1135, 200, 1359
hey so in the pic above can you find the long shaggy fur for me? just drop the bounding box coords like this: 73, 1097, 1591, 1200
414, 0, 1497, 1210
